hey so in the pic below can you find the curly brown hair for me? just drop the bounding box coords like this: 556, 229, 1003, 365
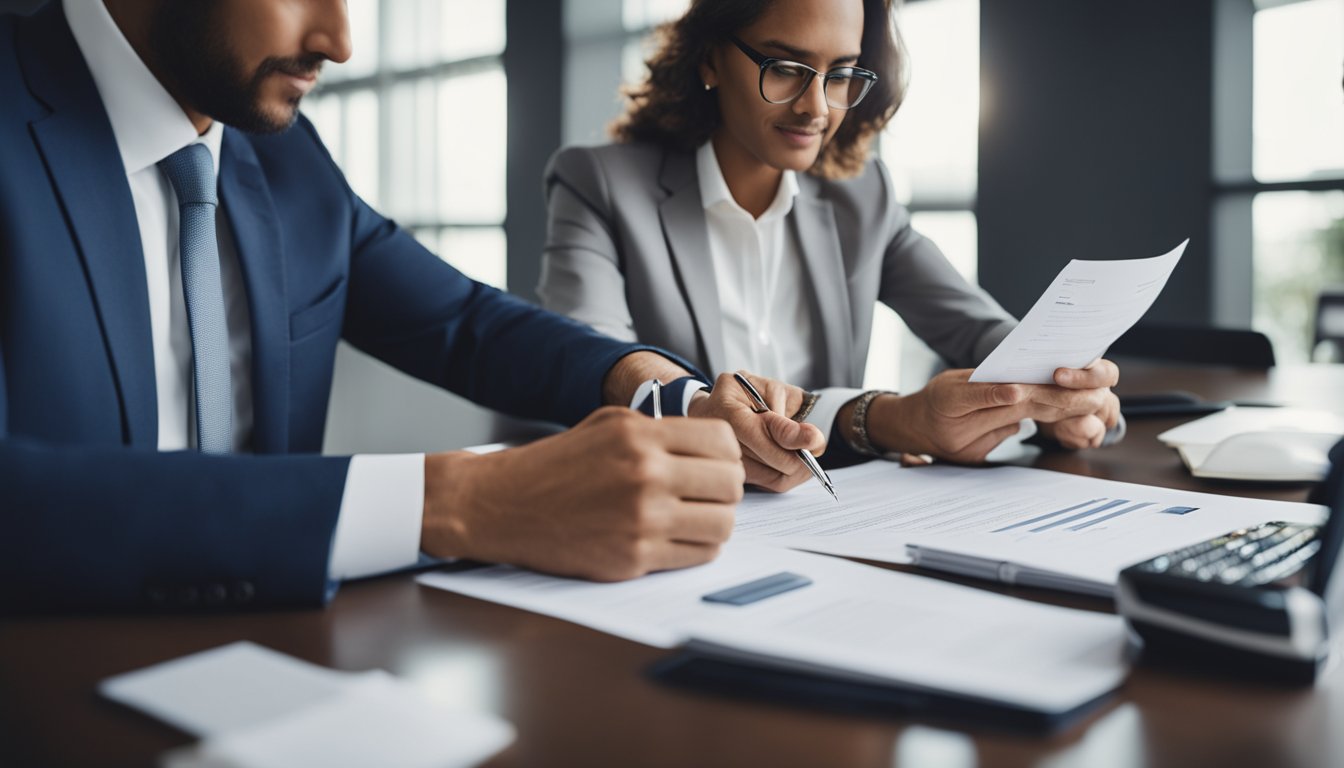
611, 0, 907, 179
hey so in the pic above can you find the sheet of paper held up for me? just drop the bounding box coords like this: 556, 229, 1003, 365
971, 239, 1187, 384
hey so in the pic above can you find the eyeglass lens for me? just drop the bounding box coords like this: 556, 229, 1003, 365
761, 62, 873, 109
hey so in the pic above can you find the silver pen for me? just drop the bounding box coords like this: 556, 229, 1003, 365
649, 378, 663, 419
732, 372, 838, 502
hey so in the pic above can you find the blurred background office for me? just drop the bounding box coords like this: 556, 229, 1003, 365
5, 0, 1341, 452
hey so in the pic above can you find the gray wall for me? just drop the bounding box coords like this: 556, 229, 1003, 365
977, 0, 1217, 324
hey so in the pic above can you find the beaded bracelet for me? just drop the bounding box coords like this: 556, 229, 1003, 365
847, 389, 897, 457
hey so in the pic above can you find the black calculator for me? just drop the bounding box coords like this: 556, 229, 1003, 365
1116, 440, 1344, 683
1132, 521, 1321, 587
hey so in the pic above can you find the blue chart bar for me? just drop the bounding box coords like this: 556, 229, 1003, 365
1069, 501, 1154, 531
992, 499, 1106, 533
1030, 499, 1130, 533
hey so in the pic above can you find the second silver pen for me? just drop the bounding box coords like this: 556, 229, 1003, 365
731, 373, 838, 502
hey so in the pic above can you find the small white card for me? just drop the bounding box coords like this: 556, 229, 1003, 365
100, 642, 361, 738
161, 675, 515, 768
101, 642, 514, 768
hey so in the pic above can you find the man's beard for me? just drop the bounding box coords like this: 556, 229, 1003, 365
148, 1, 323, 134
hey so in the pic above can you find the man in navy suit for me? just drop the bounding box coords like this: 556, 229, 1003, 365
0, 0, 826, 613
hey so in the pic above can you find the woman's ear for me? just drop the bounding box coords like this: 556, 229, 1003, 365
699, 49, 719, 90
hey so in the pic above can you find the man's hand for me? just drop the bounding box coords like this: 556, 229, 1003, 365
420, 407, 744, 582
687, 372, 827, 493
1034, 359, 1122, 449
862, 360, 1121, 463
600, 353, 826, 492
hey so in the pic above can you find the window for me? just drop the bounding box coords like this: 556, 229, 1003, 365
1216, 0, 1344, 362
620, 0, 690, 85
871, 0, 980, 390
1253, 191, 1344, 360
303, 0, 508, 289
622, 0, 690, 32
1251, 0, 1344, 183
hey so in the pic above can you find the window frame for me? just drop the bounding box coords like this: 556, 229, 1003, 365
1211, 0, 1344, 330
309, 1, 508, 243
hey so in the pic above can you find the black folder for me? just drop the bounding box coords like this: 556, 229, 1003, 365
648, 650, 1121, 734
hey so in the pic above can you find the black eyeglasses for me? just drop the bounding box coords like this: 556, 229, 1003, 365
728, 35, 878, 110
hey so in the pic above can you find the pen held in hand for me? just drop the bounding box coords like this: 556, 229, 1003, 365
731, 373, 839, 502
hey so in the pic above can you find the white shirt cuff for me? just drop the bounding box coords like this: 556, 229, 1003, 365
328, 454, 425, 581
804, 387, 866, 436
629, 378, 709, 415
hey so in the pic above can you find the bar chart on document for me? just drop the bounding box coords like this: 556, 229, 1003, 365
988, 496, 1199, 535
733, 461, 1323, 592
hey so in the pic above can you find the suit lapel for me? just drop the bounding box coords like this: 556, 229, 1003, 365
219, 129, 290, 453
790, 176, 854, 386
657, 152, 727, 375
21, 4, 158, 447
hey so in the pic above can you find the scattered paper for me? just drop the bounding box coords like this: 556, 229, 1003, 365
101, 642, 514, 768
161, 675, 515, 768
419, 543, 831, 648
100, 643, 365, 738
731, 461, 1325, 594
420, 543, 1130, 715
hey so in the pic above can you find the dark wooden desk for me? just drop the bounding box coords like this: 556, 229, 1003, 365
4, 364, 1343, 768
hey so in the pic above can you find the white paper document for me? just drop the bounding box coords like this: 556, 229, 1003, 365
732, 461, 1326, 596
419, 543, 833, 648
102, 642, 515, 768
100, 642, 364, 738
419, 543, 1128, 715
971, 239, 1187, 384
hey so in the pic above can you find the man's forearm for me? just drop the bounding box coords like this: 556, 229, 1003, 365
601, 351, 692, 406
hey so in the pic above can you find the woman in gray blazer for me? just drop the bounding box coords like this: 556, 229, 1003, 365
540, 0, 1122, 465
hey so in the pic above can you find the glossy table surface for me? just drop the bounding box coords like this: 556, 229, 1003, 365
3, 363, 1343, 768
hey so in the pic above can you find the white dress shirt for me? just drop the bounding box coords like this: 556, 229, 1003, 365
696, 142, 863, 438
64, 0, 423, 580
695, 142, 1123, 451
698, 141, 815, 386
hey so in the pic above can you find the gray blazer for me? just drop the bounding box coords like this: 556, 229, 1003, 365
538, 142, 1017, 390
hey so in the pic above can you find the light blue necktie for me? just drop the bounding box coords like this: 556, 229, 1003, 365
159, 143, 233, 454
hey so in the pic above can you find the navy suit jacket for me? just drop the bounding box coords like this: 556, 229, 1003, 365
0, 4, 658, 614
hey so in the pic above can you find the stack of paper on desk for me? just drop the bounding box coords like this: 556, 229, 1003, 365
732, 462, 1326, 597
419, 544, 1128, 720
101, 642, 515, 768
